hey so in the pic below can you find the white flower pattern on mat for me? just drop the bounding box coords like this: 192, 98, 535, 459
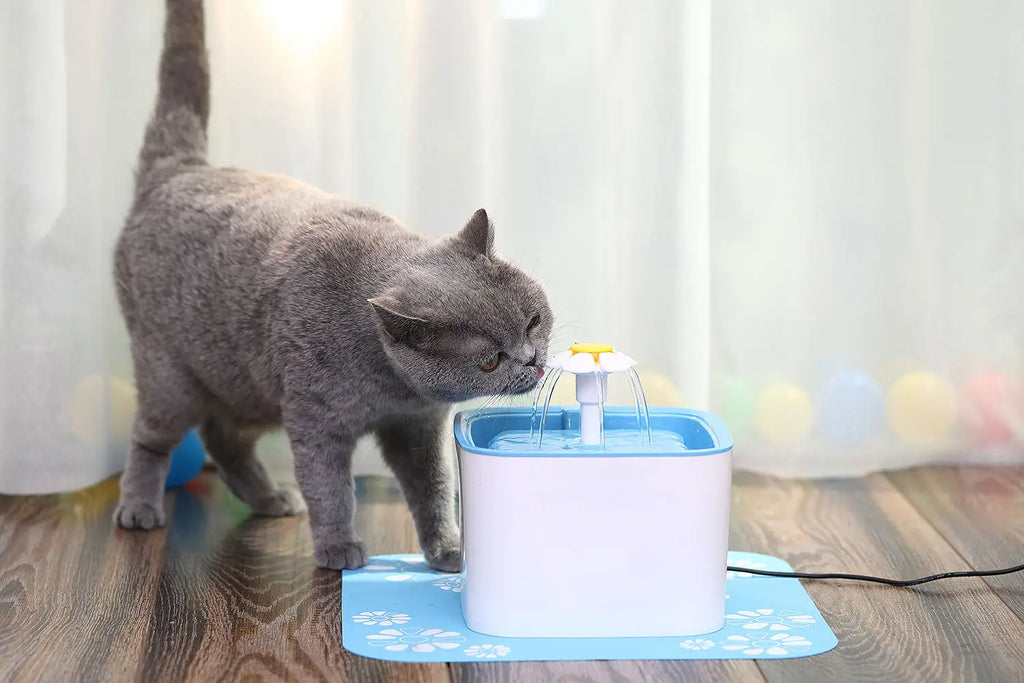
366, 627, 466, 653
679, 638, 716, 650
464, 644, 511, 659
433, 576, 465, 593
362, 558, 433, 582
726, 557, 768, 579
720, 633, 812, 656
352, 611, 410, 627
725, 609, 815, 631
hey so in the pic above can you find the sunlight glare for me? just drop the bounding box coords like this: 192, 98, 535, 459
256, 0, 344, 49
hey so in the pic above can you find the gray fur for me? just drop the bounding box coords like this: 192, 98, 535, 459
112, 0, 553, 571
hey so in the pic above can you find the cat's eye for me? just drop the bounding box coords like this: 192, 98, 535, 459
480, 353, 502, 372
526, 314, 540, 332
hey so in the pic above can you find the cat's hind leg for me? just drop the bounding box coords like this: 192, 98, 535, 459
199, 415, 305, 517
114, 357, 202, 530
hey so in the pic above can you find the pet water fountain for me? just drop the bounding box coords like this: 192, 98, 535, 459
454, 344, 733, 638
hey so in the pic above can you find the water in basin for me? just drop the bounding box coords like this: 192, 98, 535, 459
489, 428, 686, 453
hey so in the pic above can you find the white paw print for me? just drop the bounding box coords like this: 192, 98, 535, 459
366, 627, 466, 653
720, 633, 812, 656
726, 557, 768, 579
351, 611, 410, 627
433, 576, 465, 593
725, 609, 815, 631
464, 643, 511, 659
362, 557, 433, 582
679, 638, 715, 650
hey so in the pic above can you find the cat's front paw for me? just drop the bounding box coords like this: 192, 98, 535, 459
426, 546, 462, 573
314, 539, 368, 570
250, 487, 307, 517
113, 499, 166, 530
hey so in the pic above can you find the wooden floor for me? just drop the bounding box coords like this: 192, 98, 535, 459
2, 465, 1023, 682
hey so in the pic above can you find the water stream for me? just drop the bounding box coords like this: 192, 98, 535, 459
528, 363, 658, 448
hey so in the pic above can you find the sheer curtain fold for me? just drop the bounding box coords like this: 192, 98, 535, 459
1, 0, 1020, 492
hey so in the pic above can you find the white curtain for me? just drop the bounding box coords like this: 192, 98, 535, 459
1, 0, 1021, 493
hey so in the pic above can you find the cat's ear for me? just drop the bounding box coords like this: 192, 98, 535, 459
368, 296, 429, 343
452, 208, 494, 257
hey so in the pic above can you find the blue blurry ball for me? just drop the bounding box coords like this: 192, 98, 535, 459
818, 371, 885, 447
165, 429, 206, 489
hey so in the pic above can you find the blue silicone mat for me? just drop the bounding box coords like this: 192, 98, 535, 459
342, 551, 838, 662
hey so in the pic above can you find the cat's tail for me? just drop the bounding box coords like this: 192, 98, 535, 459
136, 0, 210, 187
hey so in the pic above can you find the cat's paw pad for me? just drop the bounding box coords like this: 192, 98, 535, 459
250, 487, 307, 517
113, 500, 166, 530
314, 540, 368, 570
426, 546, 462, 573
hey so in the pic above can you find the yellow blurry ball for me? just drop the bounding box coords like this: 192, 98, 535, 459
608, 371, 682, 406
64, 375, 137, 451
755, 382, 813, 445
887, 372, 956, 446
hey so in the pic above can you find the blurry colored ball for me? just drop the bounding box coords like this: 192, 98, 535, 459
64, 375, 137, 452
962, 372, 1023, 445
887, 373, 956, 446
166, 429, 206, 489
713, 375, 755, 439
817, 371, 885, 447
632, 372, 682, 406
755, 382, 813, 445
577, 371, 683, 407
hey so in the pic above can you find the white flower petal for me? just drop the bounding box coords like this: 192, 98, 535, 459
420, 629, 442, 636
546, 350, 573, 369
380, 629, 404, 636
434, 642, 460, 650
597, 352, 632, 373
411, 644, 435, 653
768, 624, 790, 631
756, 609, 774, 615
743, 623, 769, 630
385, 644, 409, 652
613, 351, 638, 368
766, 647, 788, 656
744, 648, 764, 656
563, 353, 597, 374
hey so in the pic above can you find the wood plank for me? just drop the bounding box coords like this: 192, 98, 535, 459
728, 471, 1024, 683
452, 659, 764, 683
0, 477, 165, 683
887, 465, 1024, 620
138, 473, 450, 683
5, 466, 1022, 680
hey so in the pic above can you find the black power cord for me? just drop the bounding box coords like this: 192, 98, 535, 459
726, 563, 1024, 587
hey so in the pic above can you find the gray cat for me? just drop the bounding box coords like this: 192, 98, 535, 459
113, 0, 553, 571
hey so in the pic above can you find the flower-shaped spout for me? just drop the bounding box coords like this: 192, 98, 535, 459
540, 343, 642, 446
547, 343, 638, 375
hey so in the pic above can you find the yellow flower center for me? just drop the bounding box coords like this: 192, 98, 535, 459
569, 342, 614, 362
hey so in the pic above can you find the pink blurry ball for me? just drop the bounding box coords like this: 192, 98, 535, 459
962, 372, 1023, 445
